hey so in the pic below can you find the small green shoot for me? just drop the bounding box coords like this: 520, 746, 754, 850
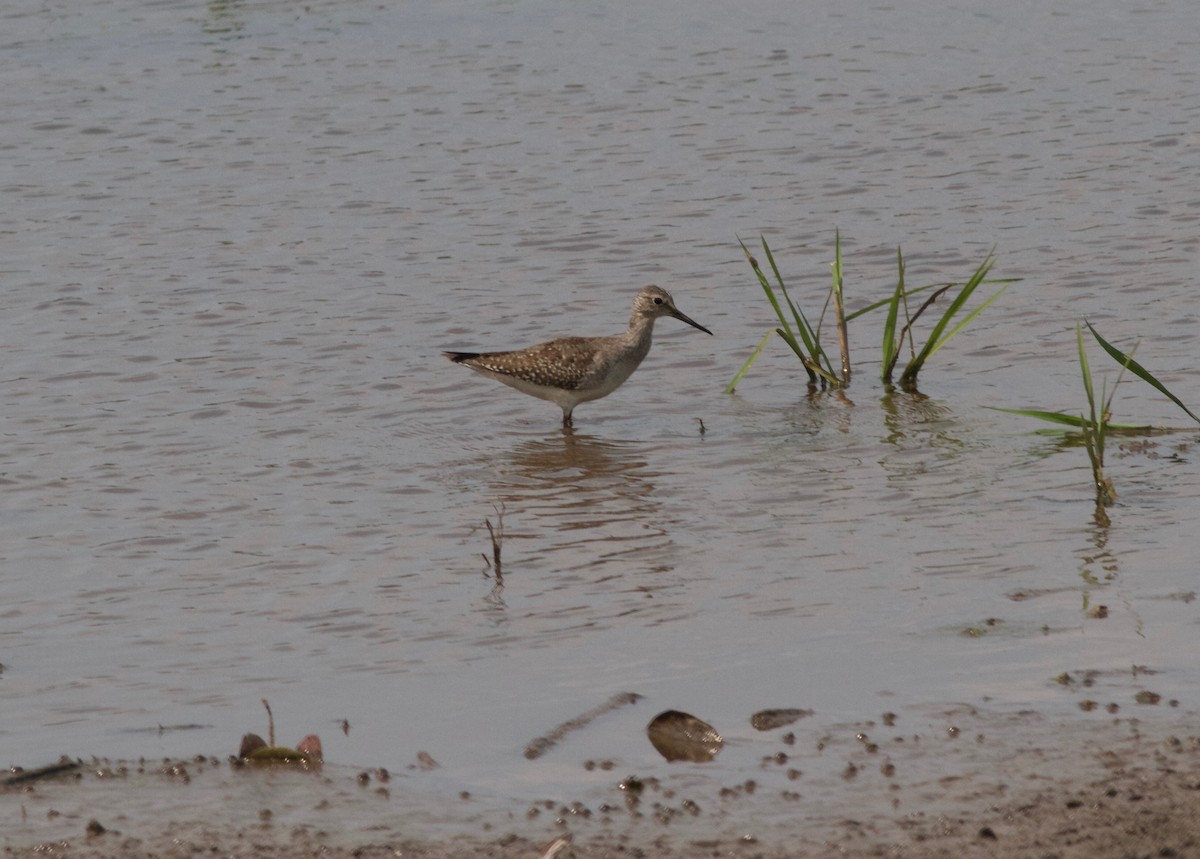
1076, 322, 1117, 506
994, 322, 1199, 507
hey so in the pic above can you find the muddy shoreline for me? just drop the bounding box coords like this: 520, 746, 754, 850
5, 707, 1198, 858
5, 766, 1199, 859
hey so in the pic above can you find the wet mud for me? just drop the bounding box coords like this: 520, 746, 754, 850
5, 706, 1198, 859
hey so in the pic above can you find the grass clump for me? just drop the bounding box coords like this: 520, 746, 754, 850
726, 235, 1011, 394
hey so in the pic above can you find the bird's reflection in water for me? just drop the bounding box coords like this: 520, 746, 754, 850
465, 432, 700, 639
485, 432, 674, 574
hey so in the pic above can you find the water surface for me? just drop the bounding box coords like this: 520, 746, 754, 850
2, 0, 1198, 846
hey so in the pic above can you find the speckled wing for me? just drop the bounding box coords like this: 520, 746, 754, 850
445, 337, 605, 391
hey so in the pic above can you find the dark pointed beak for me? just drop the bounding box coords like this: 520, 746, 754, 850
671, 308, 713, 336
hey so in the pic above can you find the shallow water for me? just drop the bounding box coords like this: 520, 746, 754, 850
2, 0, 1199, 844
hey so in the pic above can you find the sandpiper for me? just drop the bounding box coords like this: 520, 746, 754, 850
444, 285, 712, 427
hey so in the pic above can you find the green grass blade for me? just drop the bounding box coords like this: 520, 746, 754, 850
986, 406, 1157, 433
760, 237, 825, 365
832, 229, 850, 382
912, 251, 994, 358
897, 250, 996, 386
1077, 322, 1096, 420
1077, 322, 1109, 494
774, 327, 841, 386
756, 238, 802, 337
738, 237, 793, 338
923, 286, 1008, 359
725, 329, 775, 394
730, 237, 811, 387
988, 406, 1089, 428
880, 247, 903, 383
1086, 321, 1200, 424
847, 278, 1019, 322
733, 235, 832, 387
848, 283, 932, 321
775, 326, 807, 360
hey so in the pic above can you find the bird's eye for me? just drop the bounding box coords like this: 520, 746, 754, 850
653, 297, 663, 305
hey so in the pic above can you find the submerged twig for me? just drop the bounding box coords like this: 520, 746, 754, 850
482, 503, 505, 584
523, 691, 643, 760
262, 698, 275, 748
1, 758, 82, 787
